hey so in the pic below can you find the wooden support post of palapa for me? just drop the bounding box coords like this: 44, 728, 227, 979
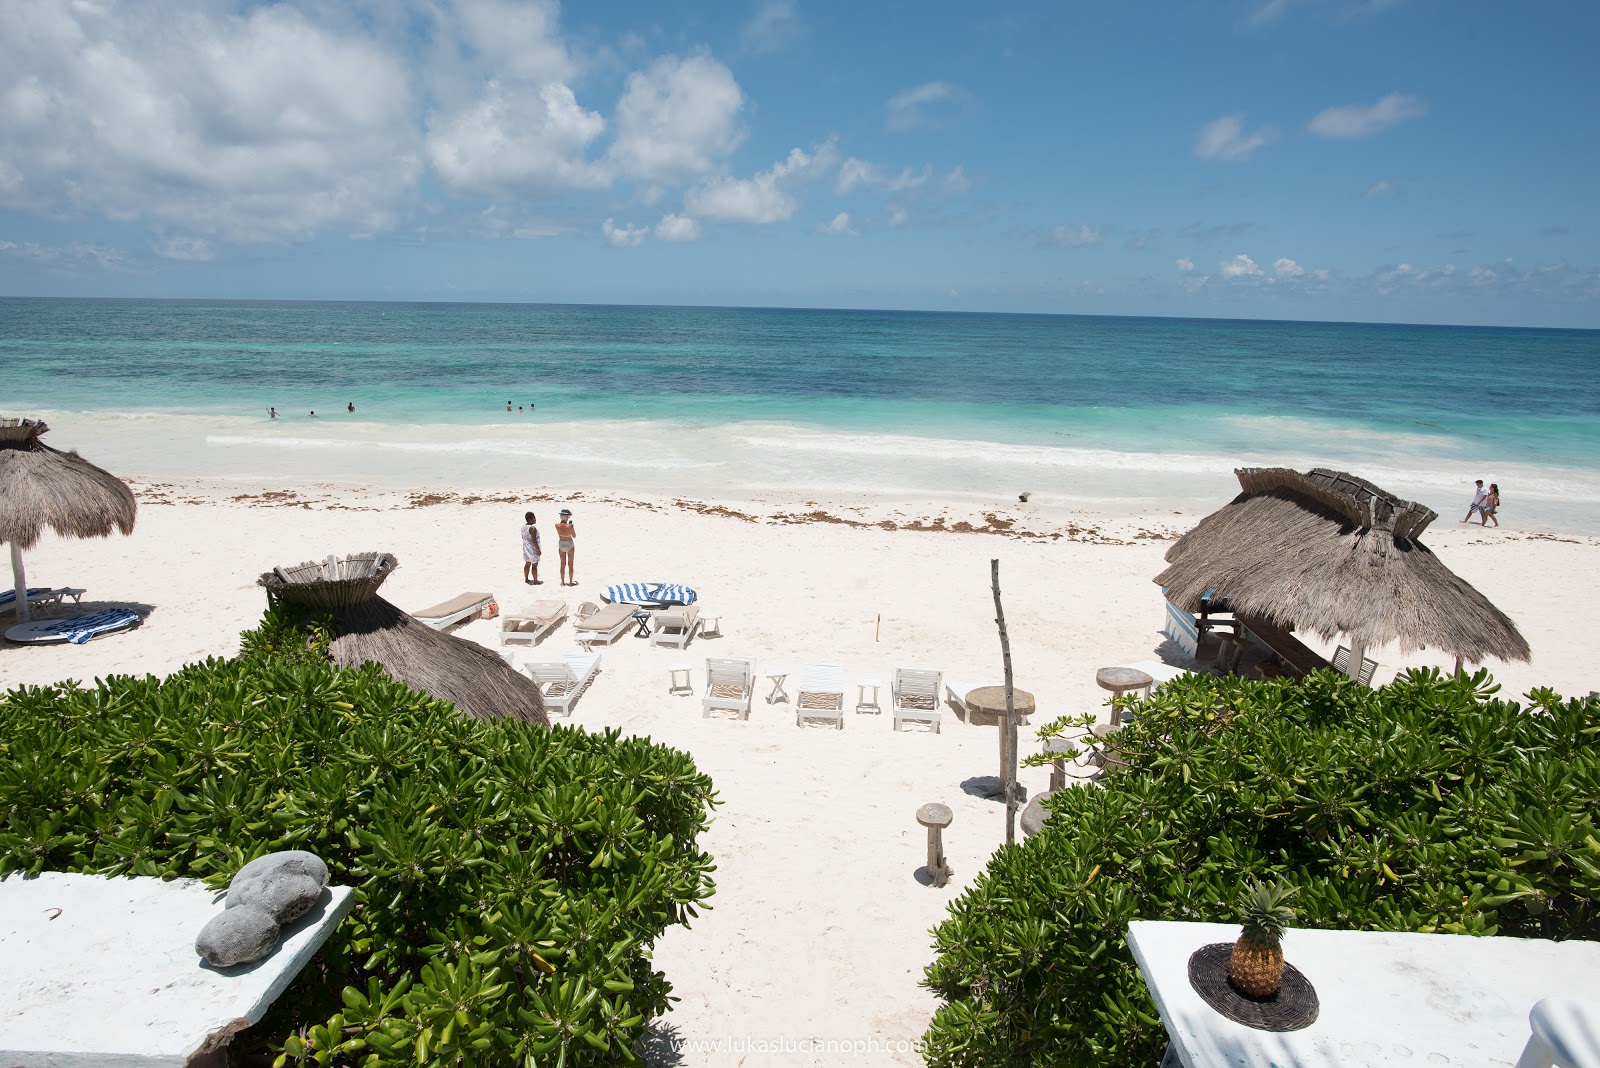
991, 558, 1019, 845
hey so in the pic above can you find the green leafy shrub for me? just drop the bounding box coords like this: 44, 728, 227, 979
921, 669, 1600, 1066
1, 630, 718, 1065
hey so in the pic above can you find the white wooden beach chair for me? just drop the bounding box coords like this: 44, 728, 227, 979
1162, 599, 1200, 658
796, 663, 846, 729
523, 651, 601, 717
500, 600, 567, 647
702, 656, 757, 720
573, 602, 636, 649
893, 666, 943, 733
413, 591, 493, 631
649, 606, 700, 649
0, 587, 86, 616
1332, 645, 1381, 687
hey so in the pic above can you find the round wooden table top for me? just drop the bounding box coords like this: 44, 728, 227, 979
965, 686, 1036, 717
916, 802, 953, 828
1095, 666, 1154, 693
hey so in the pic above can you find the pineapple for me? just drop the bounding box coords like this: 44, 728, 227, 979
1228, 880, 1298, 998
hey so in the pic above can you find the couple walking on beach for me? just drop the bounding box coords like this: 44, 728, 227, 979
1461, 479, 1501, 527
521, 509, 578, 585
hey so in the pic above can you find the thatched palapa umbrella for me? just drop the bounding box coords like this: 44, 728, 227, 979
1155, 467, 1529, 677
1, 418, 137, 623
259, 552, 549, 726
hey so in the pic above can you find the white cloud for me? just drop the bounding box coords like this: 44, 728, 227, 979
153, 235, 215, 261
427, 82, 607, 197
818, 211, 858, 237
740, 0, 797, 54
1195, 114, 1280, 161
1273, 257, 1305, 277
1362, 177, 1405, 198
608, 54, 746, 182
1307, 93, 1427, 139
1220, 253, 1264, 278
836, 158, 931, 195
654, 213, 701, 242
0, 3, 420, 243
1176, 257, 1195, 272
0, 239, 127, 272
885, 81, 970, 130
1036, 224, 1104, 248
601, 218, 647, 247
684, 141, 838, 224
887, 205, 909, 227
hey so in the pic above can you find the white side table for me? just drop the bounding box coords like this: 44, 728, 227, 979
856, 680, 882, 714
699, 613, 721, 638
766, 673, 789, 704
668, 665, 693, 696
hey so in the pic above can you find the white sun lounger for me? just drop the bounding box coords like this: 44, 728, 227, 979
523, 651, 602, 717
796, 663, 846, 729
1332, 645, 1381, 687
0, 587, 87, 615
500, 600, 568, 647
413, 591, 493, 630
893, 666, 943, 733
574, 602, 637, 649
5, 608, 141, 645
649, 606, 700, 649
702, 656, 757, 720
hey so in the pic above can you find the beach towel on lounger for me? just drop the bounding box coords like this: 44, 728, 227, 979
32, 608, 141, 644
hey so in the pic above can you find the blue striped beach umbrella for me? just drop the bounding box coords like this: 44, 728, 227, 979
601, 582, 662, 605
653, 583, 697, 606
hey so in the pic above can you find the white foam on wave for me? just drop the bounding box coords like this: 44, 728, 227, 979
204, 433, 724, 471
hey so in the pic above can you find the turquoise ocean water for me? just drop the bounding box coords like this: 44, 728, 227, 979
3, 298, 1598, 529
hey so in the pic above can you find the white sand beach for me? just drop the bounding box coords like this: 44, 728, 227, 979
4, 479, 1596, 1066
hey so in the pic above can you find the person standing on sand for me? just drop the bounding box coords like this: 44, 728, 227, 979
1460, 479, 1487, 522
1479, 483, 1500, 527
521, 511, 542, 584
555, 509, 576, 586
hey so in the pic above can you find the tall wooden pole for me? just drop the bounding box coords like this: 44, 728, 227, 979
991, 559, 1019, 844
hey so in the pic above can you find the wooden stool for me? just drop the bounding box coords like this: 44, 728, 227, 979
917, 803, 953, 887
668, 665, 693, 696
1096, 666, 1154, 726
856, 680, 882, 713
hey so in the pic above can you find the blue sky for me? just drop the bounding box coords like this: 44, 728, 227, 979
1, 0, 1596, 326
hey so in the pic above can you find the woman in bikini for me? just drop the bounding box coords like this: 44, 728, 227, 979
1479, 484, 1500, 527
556, 509, 577, 586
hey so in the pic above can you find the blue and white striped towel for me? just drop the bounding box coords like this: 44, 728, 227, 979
33, 608, 140, 644
0, 587, 52, 608
653, 583, 697, 605
601, 582, 660, 605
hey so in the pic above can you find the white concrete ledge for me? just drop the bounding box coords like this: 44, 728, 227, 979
1, 871, 355, 1067
1128, 920, 1600, 1067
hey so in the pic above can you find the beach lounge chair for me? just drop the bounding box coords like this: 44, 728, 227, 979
413, 591, 493, 630
1332, 645, 1380, 687
893, 666, 943, 732
649, 606, 700, 649
523, 651, 601, 717
5, 607, 141, 645
500, 600, 567, 647
703, 656, 757, 720
574, 602, 636, 649
796, 663, 847, 729
1162, 599, 1200, 658
1, 587, 86, 615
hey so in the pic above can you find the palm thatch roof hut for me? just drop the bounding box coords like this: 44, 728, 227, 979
1155, 467, 1529, 675
1, 417, 137, 623
259, 552, 548, 726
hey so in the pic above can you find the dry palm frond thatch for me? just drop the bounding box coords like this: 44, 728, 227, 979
0, 418, 136, 549
260, 552, 549, 726
1155, 467, 1529, 664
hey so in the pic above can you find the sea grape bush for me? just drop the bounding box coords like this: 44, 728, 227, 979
0, 622, 718, 1066
920, 669, 1600, 1066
